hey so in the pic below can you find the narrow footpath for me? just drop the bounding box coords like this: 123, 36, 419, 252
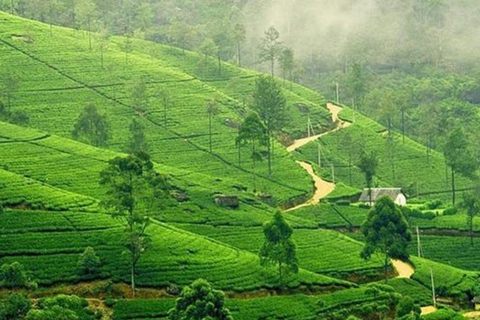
286, 103, 351, 212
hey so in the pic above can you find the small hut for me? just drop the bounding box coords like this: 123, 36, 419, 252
358, 188, 407, 206
472, 297, 480, 310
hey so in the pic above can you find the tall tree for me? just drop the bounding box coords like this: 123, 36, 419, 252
443, 127, 477, 205
259, 26, 284, 77
460, 188, 480, 246
1, 71, 20, 109
236, 113, 268, 191
167, 279, 233, 320
130, 78, 149, 112
361, 196, 412, 281
280, 47, 295, 83
358, 150, 379, 206
206, 98, 219, 153
100, 152, 168, 297
128, 118, 148, 154
197, 38, 218, 79
97, 28, 110, 69
76, 0, 97, 50
259, 211, 299, 285
232, 23, 246, 67
345, 63, 366, 111
252, 75, 288, 176
72, 104, 110, 147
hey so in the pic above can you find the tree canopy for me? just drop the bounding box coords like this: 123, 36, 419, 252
72, 104, 110, 147
259, 211, 299, 285
168, 279, 233, 320
361, 196, 412, 280
100, 152, 168, 296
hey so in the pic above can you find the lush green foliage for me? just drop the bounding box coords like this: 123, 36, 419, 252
259, 211, 299, 284
361, 197, 412, 279
168, 279, 233, 320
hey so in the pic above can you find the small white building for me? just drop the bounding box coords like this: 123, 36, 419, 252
358, 188, 407, 206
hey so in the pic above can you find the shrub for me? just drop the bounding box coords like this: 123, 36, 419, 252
335, 199, 351, 206
3, 294, 31, 320
0, 262, 28, 288
443, 206, 457, 216
77, 247, 101, 276
168, 279, 233, 320
425, 199, 443, 210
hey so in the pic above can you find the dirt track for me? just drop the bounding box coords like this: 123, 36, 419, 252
391, 259, 415, 278
285, 103, 351, 209
287, 103, 351, 153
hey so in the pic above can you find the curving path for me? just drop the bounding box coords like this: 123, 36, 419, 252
391, 259, 415, 278
286, 103, 352, 210
286, 103, 439, 315
287, 103, 351, 153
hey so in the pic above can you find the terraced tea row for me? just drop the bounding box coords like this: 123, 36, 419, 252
174, 224, 384, 276
0, 210, 351, 291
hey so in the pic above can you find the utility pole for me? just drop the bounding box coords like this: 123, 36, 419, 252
317, 143, 321, 168
331, 163, 335, 183
416, 226, 422, 258
307, 117, 311, 137
430, 268, 436, 307
336, 82, 340, 104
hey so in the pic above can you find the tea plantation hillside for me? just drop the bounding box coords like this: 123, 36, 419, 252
295, 104, 476, 200
0, 11, 334, 206
1, 11, 480, 320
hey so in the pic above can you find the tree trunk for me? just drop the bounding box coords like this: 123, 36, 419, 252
469, 215, 473, 246
88, 18, 92, 50
217, 54, 221, 76
451, 168, 456, 205
209, 113, 212, 153
384, 252, 389, 282
278, 261, 283, 285
401, 109, 405, 143
252, 143, 257, 191
238, 144, 241, 167
131, 257, 136, 298
349, 155, 352, 186
267, 130, 272, 177
163, 97, 167, 127
237, 42, 241, 67
271, 58, 274, 77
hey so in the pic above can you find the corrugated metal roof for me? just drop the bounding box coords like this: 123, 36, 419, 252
358, 188, 403, 202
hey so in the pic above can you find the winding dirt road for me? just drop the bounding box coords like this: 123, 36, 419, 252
285, 103, 439, 316
391, 259, 415, 278
286, 103, 352, 211
287, 103, 351, 153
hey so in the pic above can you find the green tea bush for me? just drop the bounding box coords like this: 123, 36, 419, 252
442, 206, 457, 216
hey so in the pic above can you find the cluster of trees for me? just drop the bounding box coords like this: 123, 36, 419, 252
236, 75, 289, 188
0, 294, 100, 320
0, 71, 29, 126
1, 0, 249, 66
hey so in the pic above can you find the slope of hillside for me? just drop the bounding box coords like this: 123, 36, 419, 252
0, 11, 333, 205
295, 104, 475, 199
